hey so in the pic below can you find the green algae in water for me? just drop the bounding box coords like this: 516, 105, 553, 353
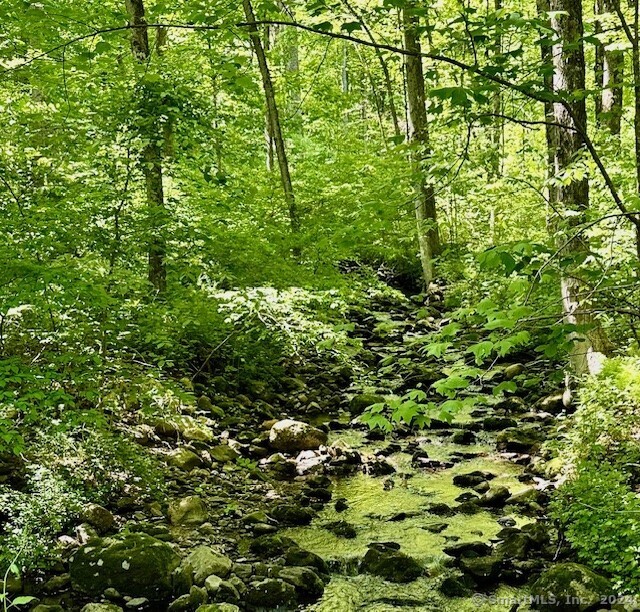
308, 575, 533, 612
283, 464, 530, 567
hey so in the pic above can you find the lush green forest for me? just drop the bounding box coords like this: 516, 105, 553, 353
2, 0, 640, 609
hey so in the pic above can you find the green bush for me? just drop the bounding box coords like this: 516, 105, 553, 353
569, 357, 640, 467
551, 462, 640, 593
551, 357, 640, 593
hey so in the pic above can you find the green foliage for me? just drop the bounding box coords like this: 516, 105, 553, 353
569, 357, 640, 466
551, 358, 640, 593
551, 463, 640, 593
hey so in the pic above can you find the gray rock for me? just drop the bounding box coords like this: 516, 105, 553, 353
269, 419, 328, 452
81, 605, 124, 612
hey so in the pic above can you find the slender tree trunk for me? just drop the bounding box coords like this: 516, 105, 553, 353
490, 0, 503, 178
262, 25, 276, 172
632, 0, 640, 258
610, 0, 640, 258
595, 0, 624, 134
343, 0, 401, 138
125, 0, 166, 293
342, 42, 350, 94
243, 0, 299, 234
537, 0, 558, 223
403, 2, 441, 289
550, 0, 606, 374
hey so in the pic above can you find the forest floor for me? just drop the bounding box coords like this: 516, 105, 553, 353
19, 283, 571, 612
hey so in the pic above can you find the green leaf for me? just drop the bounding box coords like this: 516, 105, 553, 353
341, 21, 362, 33
11, 596, 37, 606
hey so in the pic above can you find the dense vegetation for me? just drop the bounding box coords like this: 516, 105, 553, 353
2, 0, 640, 609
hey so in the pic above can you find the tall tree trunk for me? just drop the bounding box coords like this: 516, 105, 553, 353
550, 0, 605, 374
403, 2, 441, 289
343, 0, 401, 138
490, 0, 503, 178
243, 0, 299, 234
342, 42, 350, 94
125, 0, 167, 293
595, 0, 624, 134
537, 0, 558, 223
631, 0, 640, 259
263, 25, 276, 172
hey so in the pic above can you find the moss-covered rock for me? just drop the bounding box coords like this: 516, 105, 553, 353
359, 543, 423, 583
185, 546, 233, 584
70, 533, 181, 600
270, 503, 316, 526
459, 554, 503, 586
348, 394, 386, 416
209, 445, 239, 464
168, 448, 203, 471
284, 547, 329, 576
168, 496, 207, 525
245, 578, 296, 609
249, 534, 298, 558
496, 427, 544, 452
278, 566, 325, 602
531, 563, 611, 611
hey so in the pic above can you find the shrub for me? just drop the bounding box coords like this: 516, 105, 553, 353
551, 462, 640, 593
569, 357, 640, 467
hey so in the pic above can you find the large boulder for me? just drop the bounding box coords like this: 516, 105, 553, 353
531, 563, 611, 611
70, 533, 181, 600
269, 420, 327, 452
360, 543, 423, 583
